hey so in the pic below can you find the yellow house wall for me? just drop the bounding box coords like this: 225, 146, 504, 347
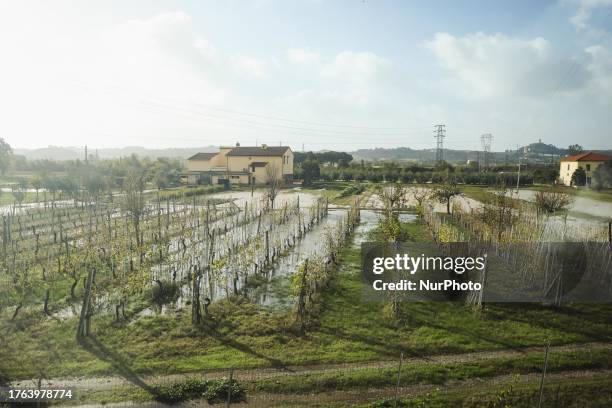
252, 166, 268, 183
187, 159, 213, 172
282, 150, 294, 175
227, 151, 294, 181
212, 148, 232, 168
560, 160, 606, 186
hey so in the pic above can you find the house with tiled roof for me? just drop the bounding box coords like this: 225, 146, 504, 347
559, 152, 612, 186
183, 143, 293, 185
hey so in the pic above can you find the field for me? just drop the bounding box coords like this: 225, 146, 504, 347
1, 181, 612, 406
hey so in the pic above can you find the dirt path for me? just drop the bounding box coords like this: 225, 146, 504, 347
11, 341, 612, 392
69, 368, 612, 407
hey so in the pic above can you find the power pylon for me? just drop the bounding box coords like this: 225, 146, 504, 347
480, 133, 493, 170
434, 124, 446, 164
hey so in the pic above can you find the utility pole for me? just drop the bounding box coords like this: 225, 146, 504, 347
480, 134, 493, 171
85, 145, 88, 163
516, 144, 522, 194
433, 124, 446, 164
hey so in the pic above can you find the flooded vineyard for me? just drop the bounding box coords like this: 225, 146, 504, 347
0, 188, 363, 334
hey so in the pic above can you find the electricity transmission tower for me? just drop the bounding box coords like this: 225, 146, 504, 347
480, 133, 493, 170
434, 125, 446, 164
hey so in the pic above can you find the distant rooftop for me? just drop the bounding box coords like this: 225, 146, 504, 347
187, 152, 217, 161
226, 146, 290, 157
561, 152, 612, 162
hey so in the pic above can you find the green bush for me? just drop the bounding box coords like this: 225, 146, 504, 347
153, 378, 246, 404
150, 280, 181, 307
338, 183, 365, 198
203, 378, 246, 404
154, 378, 210, 403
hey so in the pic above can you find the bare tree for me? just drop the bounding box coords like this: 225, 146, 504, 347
122, 169, 146, 247
480, 185, 518, 241
378, 182, 407, 242
265, 163, 280, 210
534, 188, 574, 214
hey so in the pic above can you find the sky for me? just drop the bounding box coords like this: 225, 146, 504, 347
1, 0, 611, 152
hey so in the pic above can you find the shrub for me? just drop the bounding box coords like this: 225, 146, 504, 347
154, 378, 246, 404
150, 280, 181, 307
154, 378, 210, 403
203, 378, 246, 404
534, 188, 574, 213
338, 183, 365, 198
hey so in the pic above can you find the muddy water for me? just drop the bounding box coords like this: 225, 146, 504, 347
0, 200, 75, 215
513, 189, 612, 219
208, 188, 320, 208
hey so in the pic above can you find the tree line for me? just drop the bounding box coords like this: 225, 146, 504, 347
294, 157, 558, 186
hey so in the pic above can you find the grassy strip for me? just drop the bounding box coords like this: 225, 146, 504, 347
59, 349, 612, 405
249, 348, 612, 394
0, 191, 38, 206
362, 375, 612, 408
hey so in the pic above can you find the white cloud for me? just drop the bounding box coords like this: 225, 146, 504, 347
321, 51, 391, 84
287, 48, 321, 65
568, 0, 612, 30
585, 45, 612, 98
426, 32, 589, 98
230, 55, 269, 78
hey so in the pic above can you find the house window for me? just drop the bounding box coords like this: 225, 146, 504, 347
231, 175, 240, 179
586, 164, 591, 171
567, 164, 569, 170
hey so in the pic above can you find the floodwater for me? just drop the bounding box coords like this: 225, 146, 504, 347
513, 189, 612, 219
130, 208, 418, 318
0, 200, 75, 215
209, 188, 320, 208
367, 187, 482, 214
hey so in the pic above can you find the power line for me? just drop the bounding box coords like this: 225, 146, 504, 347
141, 100, 432, 138
480, 133, 493, 170
188, 101, 426, 131
434, 124, 446, 163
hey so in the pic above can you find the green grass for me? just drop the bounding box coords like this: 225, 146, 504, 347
0, 191, 38, 206
359, 376, 612, 408
55, 349, 612, 406
303, 181, 375, 206
251, 348, 612, 394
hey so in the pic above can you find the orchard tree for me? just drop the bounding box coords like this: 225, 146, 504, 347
122, 169, 146, 247
265, 164, 280, 209
0, 137, 12, 175
433, 180, 462, 214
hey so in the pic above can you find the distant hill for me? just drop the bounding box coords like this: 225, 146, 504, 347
13, 146, 219, 161
351, 142, 612, 164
